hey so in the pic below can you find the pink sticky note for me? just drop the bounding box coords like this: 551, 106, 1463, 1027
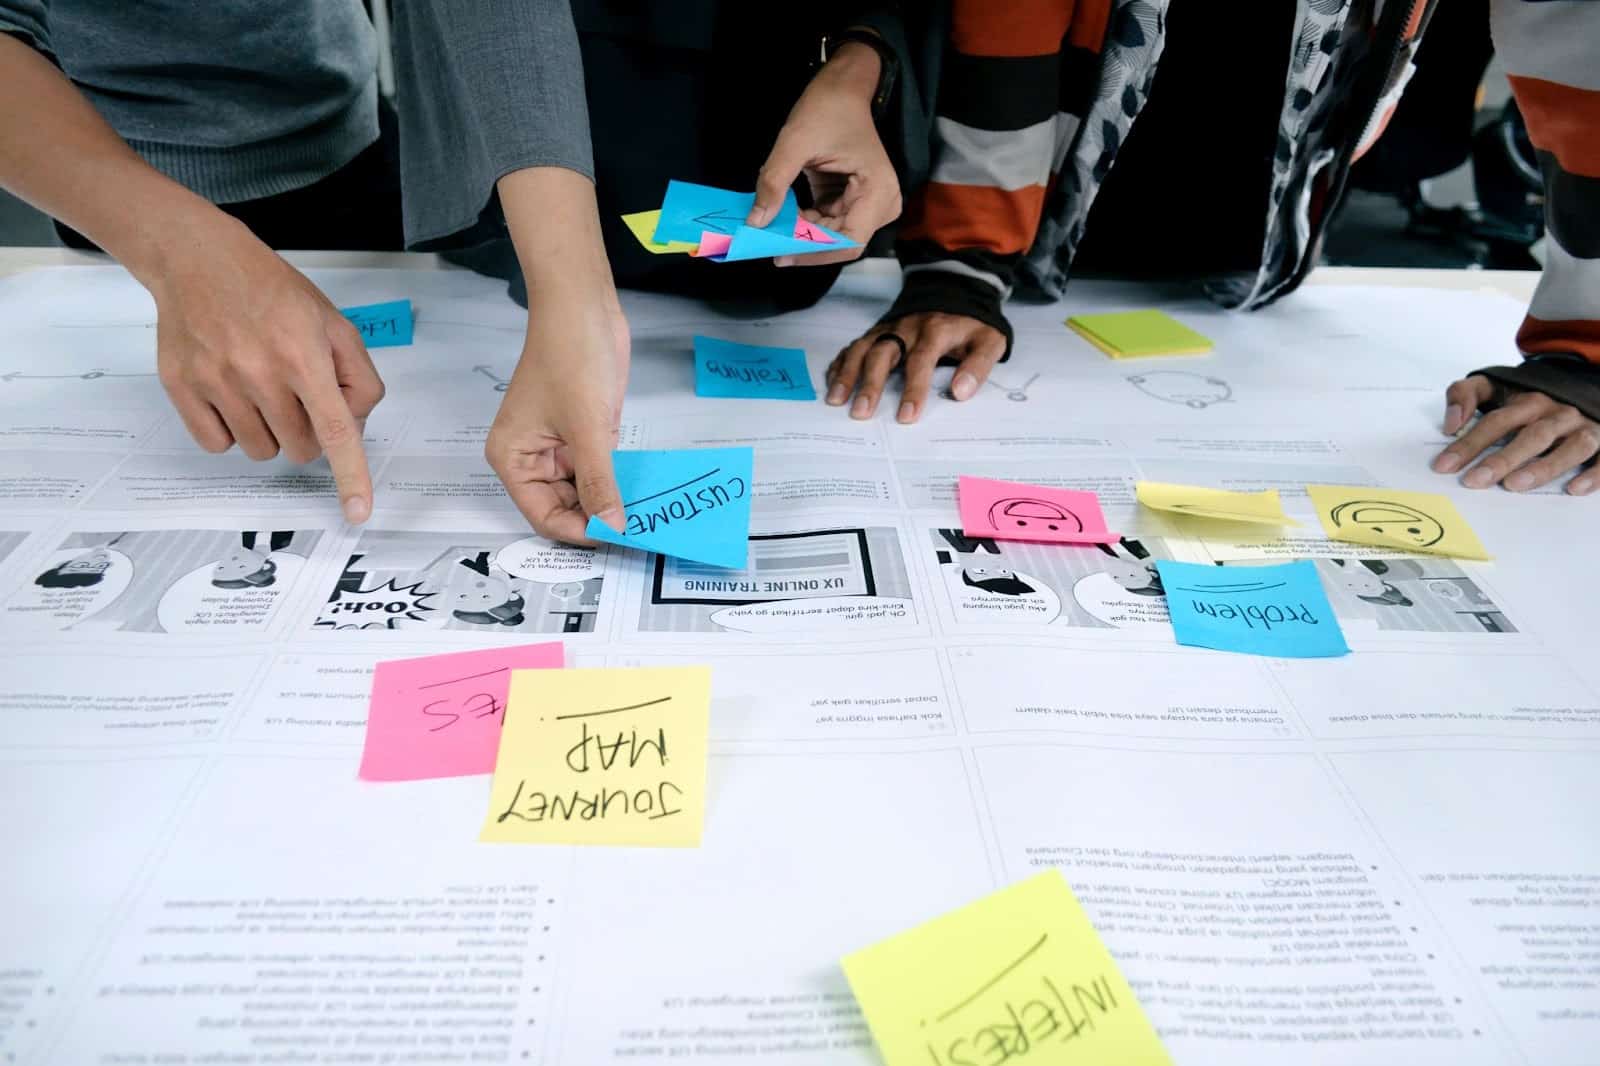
793, 218, 836, 244
358, 642, 564, 782
958, 476, 1118, 544
694, 231, 733, 259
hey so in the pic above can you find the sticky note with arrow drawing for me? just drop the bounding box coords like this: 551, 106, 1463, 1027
652, 181, 799, 245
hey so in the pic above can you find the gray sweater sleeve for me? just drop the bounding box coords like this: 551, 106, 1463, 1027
0, 0, 53, 56
392, 0, 594, 249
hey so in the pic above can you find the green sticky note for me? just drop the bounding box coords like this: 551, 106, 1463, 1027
1067, 310, 1213, 358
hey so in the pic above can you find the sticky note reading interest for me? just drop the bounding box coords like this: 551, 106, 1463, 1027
694, 336, 816, 401
359, 642, 564, 782
958, 475, 1117, 545
1136, 481, 1298, 527
1306, 484, 1491, 560
481, 666, 712, 847
1067, 310, 1212, 358
843, 870, 1171, 1066
621, 210, 697, 255
1156, 559, 1349, 658
585, 447, 753, 569
652, 180, 798, 245
340, 299, 413, 348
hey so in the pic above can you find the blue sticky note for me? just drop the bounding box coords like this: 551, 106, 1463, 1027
1155, 560, 1350, 658
585, 447, 753, 569
341, 299, 413, 347
720, 221, 859, 262
653, 181, 798, 245
693, 336, 817, 401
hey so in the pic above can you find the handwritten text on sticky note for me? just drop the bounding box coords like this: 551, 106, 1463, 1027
843, 871, 1171, 1066
340, 299, 413, 348
481, 666, 712, 847
1306, 484, 1490, 560
1156, 559, 1349, 657
358, 642, 564, 781
585, 448, 753, 569
959, 476, 1118, 545
694, 336, 816, 401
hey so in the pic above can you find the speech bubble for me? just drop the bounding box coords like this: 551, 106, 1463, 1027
495, 536, 603, 583
943, 564, 1062, 625
9, 547, 134, 630
709, 596, 912, 634
157, 552, 305, 633
1071, 572, 1170, 629
313, 577, 449, 632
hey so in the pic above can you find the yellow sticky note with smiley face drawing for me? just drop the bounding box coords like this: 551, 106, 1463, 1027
1306, 484, 1491, 560
843, 871, 1171, 1066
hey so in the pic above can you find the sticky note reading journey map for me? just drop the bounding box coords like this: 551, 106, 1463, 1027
1155, 559, 1349, 658
1306, 484, 1491, 560
340, 299, 413, 347
585, 447, 754, 569
1136, 481, 1298, 527
958, 476, 1118, 545
1066, 309, 1212, 359
693, 335, 816, 401
358, 642, 564, 782
481, 666, 712, 847
843, 871, 1171, 1066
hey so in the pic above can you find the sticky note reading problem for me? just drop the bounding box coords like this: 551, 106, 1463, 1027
340, 299, 413, 348
481, 666, 712, 847
1067, 310, 1211, 359
1155, 560, 1348, 657
1136, 481, 1298, 527
843, 870, 1171, 1066
958, 476, 1118, 545
358, 642, 564, 782
621, 210, 697, 255
693, 336, 816, 401
1306, 484, 1491, 560
585, 448, 753, 569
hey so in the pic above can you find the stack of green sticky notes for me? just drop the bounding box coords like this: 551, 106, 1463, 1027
1066, 309, 1213, 358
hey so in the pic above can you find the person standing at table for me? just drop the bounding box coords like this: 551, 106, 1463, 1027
825, 0, 1600, 499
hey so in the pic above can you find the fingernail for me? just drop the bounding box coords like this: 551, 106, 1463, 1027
1506, 471, 1534, 492
1433, 453, 1462, 474
773, 256, 795, 268
1444, 404, 1461, 434
595, 507, 625, 532
748, 206, 770, 227
897, 401, 916, 424
1571, 476, 1595, 496
1463, 468, 1494, 489
826, 384, 847, 405
343, 496, 370, 524
851, 394, 872, 419
951, 373, 977, 401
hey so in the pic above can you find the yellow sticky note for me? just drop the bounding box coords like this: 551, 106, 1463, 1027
621, 210, 697, 255
1066, 310, 1212, 359
1306, 484, 1491, 560
1136, 480, 1299, 527
843, 871, 1171, 1066
481, 666, 711, 847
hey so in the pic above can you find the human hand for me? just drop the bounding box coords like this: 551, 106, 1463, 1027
1432, 374, 1598, 495
827, 312, 1008, 423
152, 215, 384, 522
747, 39, 900, 267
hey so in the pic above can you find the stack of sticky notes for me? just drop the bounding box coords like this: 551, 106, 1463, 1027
621, 181, 858, 263
1066, 309, 1212, 358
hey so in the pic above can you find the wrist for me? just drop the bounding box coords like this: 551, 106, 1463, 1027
122, 196, 253, 297
820, 41, 883, 101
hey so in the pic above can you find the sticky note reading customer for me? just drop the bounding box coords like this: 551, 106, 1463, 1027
843, 870, 1171, 1066
958, 476, 1117, 545
481, 666, 712, 847
1066, 309, 1211, 358
1136, 481, 1298, 526
1155, 559, 1348, 658
694, 336, 816, 401
340, 299, 413, 347
586, 448, 753, 569
358, 642, 564, 782
1306, 484, 1491, 560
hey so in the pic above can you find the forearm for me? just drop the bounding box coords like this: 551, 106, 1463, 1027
0, 35, 232, 283
496, 167, 613, 301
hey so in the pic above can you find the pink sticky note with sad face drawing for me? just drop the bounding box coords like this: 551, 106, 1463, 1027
359, 642, 564, 781
958, 475, 1119, 544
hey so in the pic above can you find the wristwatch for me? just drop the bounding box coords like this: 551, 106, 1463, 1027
819, 28, 899, 121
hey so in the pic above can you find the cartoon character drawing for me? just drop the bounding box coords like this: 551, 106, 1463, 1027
210, 531, 293, 589
448, 551, 526, 626
986, 497, 1085, 537
1094, 540, 1164, 596
961, 565, 1037, 597
1326, 559, 1413, 607
1126, 371, 1233, 409
35, 546, 117, 588
1327, 500, 1445, 548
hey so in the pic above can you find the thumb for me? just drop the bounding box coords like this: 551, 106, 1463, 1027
747, 127, 807, 228
570, 426, 624, 533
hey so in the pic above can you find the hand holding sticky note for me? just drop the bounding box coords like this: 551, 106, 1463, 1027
843, 870, 1171, 1066
358, 642, 564, 782
959, 476, 1118, 544
1136, 481, 1298, 526
643, 180, 857, 262
585, 447, 753, 568
694, 336, 816, 401
481, 666, 712, 847
1156, 559, 1349, 658
1306, 484, 1491, 560
340, 299, 413, 348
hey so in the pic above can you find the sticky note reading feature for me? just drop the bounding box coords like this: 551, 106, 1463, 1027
340, 299, 413, 348
1067, 310, 1212, 358
693, 336, 816, 401
481, 666, 712, 847
958, 475, 1117, 544
359, 642, 564, 782
585, 448, 753, 569
1306, 484, 1491, 560
1136, 481, 1298, 527
843, 870, 1172, 1066
1156, 559, 1349, 658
